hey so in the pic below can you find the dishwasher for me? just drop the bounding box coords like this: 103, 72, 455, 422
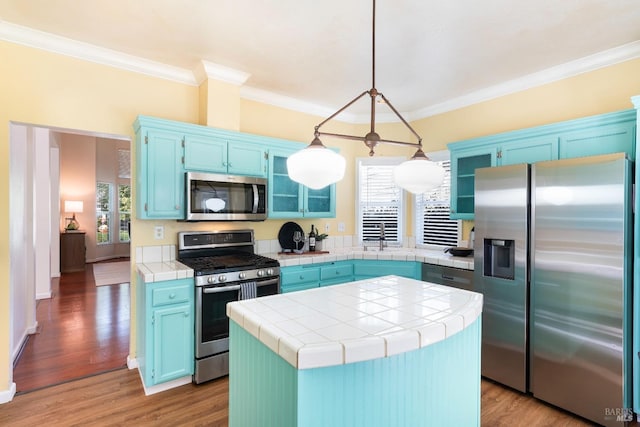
422, 263, 473, 291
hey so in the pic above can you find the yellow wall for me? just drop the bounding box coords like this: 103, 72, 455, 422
1, 37, 640, 396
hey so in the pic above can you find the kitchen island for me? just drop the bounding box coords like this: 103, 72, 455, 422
227, 275, 483, 427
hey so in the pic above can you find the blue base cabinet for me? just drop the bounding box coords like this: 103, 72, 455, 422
136, 276, 194, 387
281, 260, 419, 293
448, 108, 636, 219
229, 318, 481, 427
353, 260, 421, 281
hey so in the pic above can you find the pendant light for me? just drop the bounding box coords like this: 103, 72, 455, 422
287, 0, 444, 193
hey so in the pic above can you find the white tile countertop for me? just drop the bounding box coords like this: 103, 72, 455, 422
267, 247, 474, 270
227, 275, 483, 370
134, 244, 473, 283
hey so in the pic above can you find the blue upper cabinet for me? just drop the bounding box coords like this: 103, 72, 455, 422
134, 115, 273, 219
448, 109, 636, 220
500, 136, 559, 166
268, 146, 336, 219
184, 134, 267, 178
226, 138, 268, 177
559, 120, 636, 159
136, 126, 185, 219
449, 146, 497, 220
184, 134, 227, 174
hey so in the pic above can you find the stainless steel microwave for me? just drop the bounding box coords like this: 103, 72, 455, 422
185, 172, 267, 221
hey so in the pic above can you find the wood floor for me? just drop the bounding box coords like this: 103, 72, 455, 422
13, 259, 131, 393
2, 368, 607, 427
7, 261, 631, 426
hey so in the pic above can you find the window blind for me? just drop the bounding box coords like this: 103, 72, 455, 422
357, 159, 403, 244
415, 158, 460, 246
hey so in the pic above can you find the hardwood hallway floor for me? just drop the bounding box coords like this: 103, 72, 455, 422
13, 259, 131, 393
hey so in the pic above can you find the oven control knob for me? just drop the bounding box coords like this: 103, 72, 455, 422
239, 272, 246, 280
257, 270, 265, 277
218, 275, 226, 283
266, 268, 274, 275
207, 276, 216, 284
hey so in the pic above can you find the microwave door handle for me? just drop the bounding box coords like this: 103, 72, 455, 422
252, 184, 259, 213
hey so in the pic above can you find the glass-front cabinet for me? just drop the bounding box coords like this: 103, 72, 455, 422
268, 147, 336, 219
449, 147, 496, 220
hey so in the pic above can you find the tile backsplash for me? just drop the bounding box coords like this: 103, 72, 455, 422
136, 234, 419, 263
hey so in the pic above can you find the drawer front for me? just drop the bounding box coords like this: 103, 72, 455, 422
152, 285, 191, 307
320, 264, 354, 281
281, 267, 320, 285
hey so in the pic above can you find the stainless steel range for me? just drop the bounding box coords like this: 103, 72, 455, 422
177, 230, 280, 384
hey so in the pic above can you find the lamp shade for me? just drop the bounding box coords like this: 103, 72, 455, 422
287, 145, 346, 190
64, 200, 84, 213
393, 158, 445, 194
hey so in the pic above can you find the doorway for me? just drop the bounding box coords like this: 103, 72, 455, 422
9, 122, 132, 392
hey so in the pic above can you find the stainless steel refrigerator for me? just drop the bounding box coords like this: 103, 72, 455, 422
474, 153, 633, 426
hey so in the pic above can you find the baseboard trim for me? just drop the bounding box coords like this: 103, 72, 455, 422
0, 383, 16, 404
137, 369, 192, 396
127, 355, 138, 369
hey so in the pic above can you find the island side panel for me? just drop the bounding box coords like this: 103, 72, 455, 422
297, 318, 481, 427
229, 318, 481, 427
229, 320, 298, 427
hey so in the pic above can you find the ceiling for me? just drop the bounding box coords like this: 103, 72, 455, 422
1, 0, 639, 123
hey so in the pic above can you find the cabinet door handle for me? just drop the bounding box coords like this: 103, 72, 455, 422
184, 312, 189, 317
228, 163, 232, 168
169, 293, 176, 299
299, 275, 304, 280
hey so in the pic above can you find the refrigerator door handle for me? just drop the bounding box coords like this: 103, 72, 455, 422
490, 239, 507, 246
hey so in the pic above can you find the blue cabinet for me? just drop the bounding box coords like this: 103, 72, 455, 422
134, 115, 271, 219
136, 276, 194, 388
184, 134, 267, 177
449, 147, 496, 220
135, 126, 185, 219
319, 262, 354, 287
281, 264, 321, 293
268, 147, 336, 219
448, 109, 636, 220
352, 260, 421, 281
281, 260, 420, 293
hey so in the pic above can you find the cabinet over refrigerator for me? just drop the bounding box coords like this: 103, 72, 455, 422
474, 153, 633, 427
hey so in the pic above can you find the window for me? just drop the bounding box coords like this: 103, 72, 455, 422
414, 151, 460, 247
356, 157, 404, 245
96, 182, 112, 244
118, 184, 131, 243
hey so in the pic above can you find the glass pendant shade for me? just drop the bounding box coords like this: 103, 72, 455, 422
287, 143, 346, 190
393, 156, 445, 194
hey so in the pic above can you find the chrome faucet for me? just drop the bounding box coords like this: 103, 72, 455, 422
379, 222, 386, 251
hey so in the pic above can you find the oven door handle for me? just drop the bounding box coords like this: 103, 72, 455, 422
203, 285, 241, 294
202, 277, 280, 294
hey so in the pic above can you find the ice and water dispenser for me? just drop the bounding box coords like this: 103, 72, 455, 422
483, 239, 515, 280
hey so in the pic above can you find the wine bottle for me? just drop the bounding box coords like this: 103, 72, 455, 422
309, 225, 316, 252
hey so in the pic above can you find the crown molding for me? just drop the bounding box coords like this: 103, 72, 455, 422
2, 20, 638, 123
240, 86, 402, 124
193, 60, 251, 86
407, 40, 640, 121
0, 21, 197, 85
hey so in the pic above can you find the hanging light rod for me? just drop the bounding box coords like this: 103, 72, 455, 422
287, 0, 444, 193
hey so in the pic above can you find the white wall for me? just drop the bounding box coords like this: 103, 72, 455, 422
50, 135, 60, 278
9, 124, 37, 371
34, 128, 52, 300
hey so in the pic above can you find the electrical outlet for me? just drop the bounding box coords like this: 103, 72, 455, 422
154, 225, 164, 240
338, 222, 345, 232
325, 223, 330, 233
